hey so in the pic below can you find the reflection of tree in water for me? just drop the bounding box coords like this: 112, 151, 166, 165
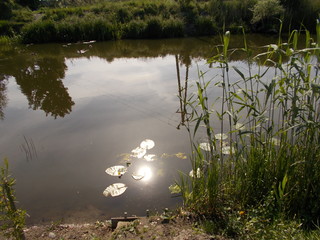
0, 75, 8, 120
175, 54, 191, 129
15, 57, 74, 118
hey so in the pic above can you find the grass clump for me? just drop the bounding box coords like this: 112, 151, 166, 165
173, 23, 320, 238
0, 159, 27, 240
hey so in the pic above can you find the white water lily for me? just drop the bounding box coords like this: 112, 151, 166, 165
199, 142, 211, 151
140, 139, 155, 150
222, 146, 235, 155
189, 168, 201, 178
105, 165, 127, 177
103, 183, 127, 197
144, 154, 156, 162
215, 133, 228, 140
131, 147, 147, 158
235, 123, 246, 131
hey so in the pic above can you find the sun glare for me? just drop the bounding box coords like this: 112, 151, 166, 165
137, 166, 153, 181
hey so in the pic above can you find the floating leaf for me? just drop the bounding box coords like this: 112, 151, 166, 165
169, 184, 181, 194
215, 133, 228, 140
175, 152, 187, 159
103, 183, 127, 197
117, 153, 132, 162
105, 165, 127, 177
144, 154, 156, 162
222, 146, 235, 155
271, 138, 280, 146
137, 166, 153, 181
199, 143, 211, 151
235, 123, 246, 131
221, 141, 228, 147
140, 139, 155, 150
131, 147, 147, 158
132, 174, 144, 180
161, 153, 170, 159
189, 168, 201, 178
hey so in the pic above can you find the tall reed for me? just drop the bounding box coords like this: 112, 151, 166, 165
175, 23, 320, 230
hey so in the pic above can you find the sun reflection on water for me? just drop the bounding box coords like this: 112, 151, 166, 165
137, 166, 153, 182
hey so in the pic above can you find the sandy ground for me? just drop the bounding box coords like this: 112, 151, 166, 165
0, 215, 225, 240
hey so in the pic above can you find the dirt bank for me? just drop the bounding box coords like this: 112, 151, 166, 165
1, 215, 225, 240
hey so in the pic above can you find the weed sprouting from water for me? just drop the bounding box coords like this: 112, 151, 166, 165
174, 23, 320, 236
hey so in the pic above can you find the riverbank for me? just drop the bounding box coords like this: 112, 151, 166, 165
1, 215, 217, 240
1, 0, 319, 44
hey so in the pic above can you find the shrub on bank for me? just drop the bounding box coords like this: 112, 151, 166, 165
162, 18, 184, 38
21, 20, 57, 43
0, 20, 24, 36
195, 16, 217, 36
123, 20, 147, 39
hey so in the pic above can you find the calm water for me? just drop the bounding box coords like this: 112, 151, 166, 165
0, 35, 278, 225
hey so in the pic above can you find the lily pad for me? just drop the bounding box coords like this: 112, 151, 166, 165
131, 147, 147, 158
235, 123, 246, 131
132, 174, 144, 180
222, 146, 235, 155
105, 165, 127, 177
215, 133, 228, 140
271, 137, 280, 146
199, 143, 211, 151
103, 183, 127, 197
169, 184, 181, 194
144, 154, 156, 162
140, 139, 155, 150
175, 152, 187, 159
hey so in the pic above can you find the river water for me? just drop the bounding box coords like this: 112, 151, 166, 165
0, 35, 278, 224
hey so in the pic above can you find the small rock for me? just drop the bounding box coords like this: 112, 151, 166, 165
48, 232, 56, 238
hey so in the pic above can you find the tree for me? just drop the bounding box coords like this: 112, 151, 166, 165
15, 0, 40, 10
0, 0, 14, 20
251, 0, 284, 25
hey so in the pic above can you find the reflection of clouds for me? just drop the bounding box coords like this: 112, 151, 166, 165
65, 57, 173, 101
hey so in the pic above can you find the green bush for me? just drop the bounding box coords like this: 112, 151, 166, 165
116, 7, 133, 23
0, 20, 24, 36
0, 0, 14, 20
145, 16, 163, 38
195, 16, 217, 36
251, 0, 284, 24
21, 20, 57, 43
123, 20, 147, 39
11, 8, 34, 22
162, 18, 184, 38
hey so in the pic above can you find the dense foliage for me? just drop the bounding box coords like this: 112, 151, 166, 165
0, 0, 319, 43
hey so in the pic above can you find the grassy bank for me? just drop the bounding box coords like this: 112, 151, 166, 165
171, 22, 320, 238
0, 0, 319, 44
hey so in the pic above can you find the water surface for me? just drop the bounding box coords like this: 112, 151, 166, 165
0, 35, 278, 224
